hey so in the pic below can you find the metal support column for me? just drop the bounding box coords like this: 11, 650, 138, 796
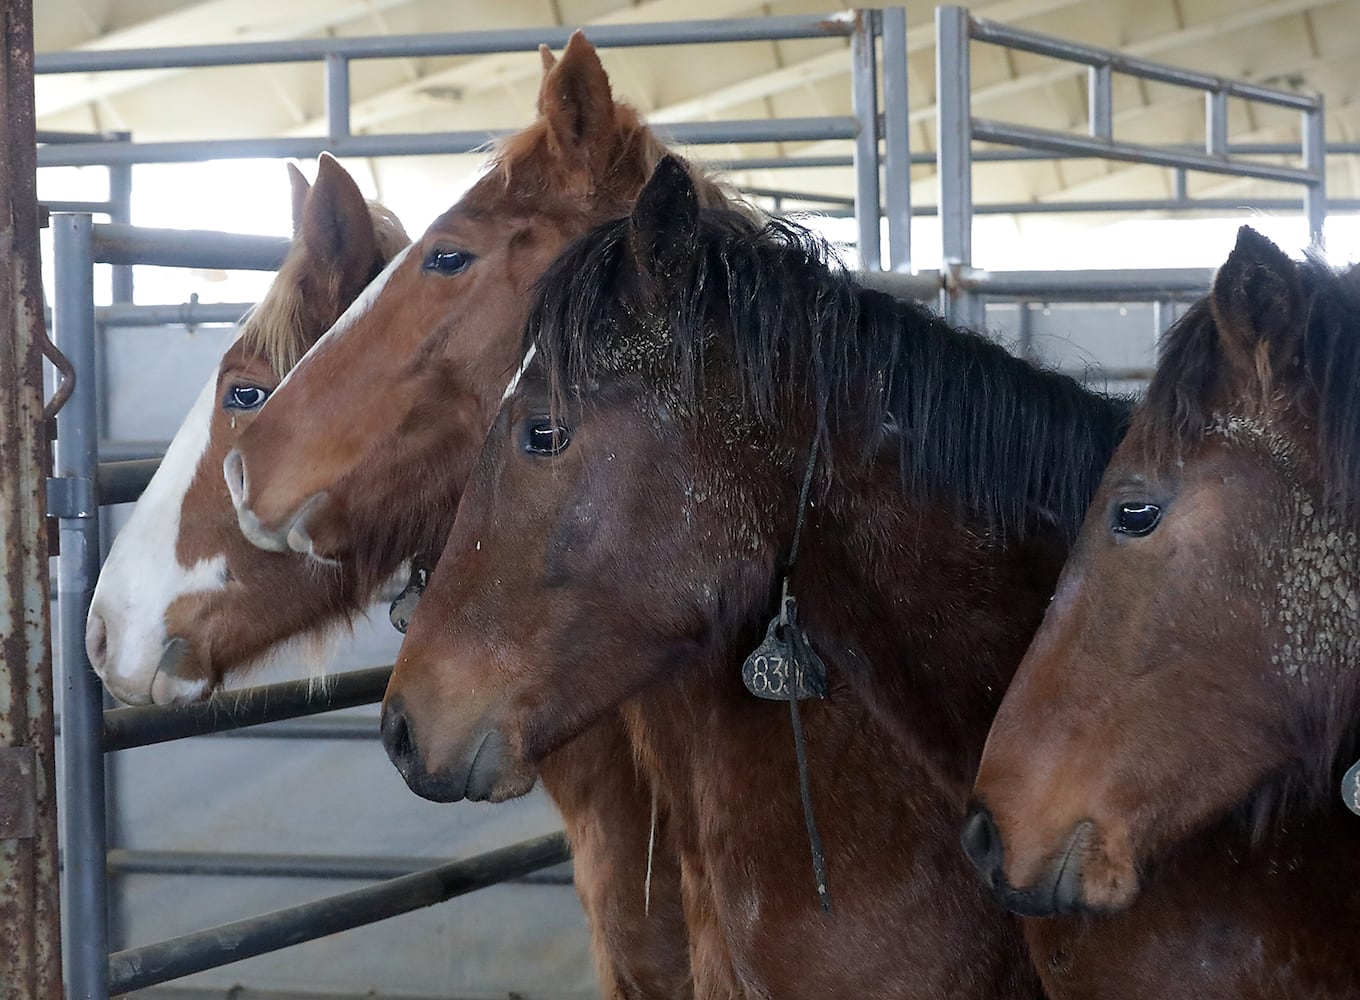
325, 53, 351, 141
0, 0, 64, 994
850, 9, 882, 271
107, 132, 133, 304
936, 6, 981, 328
52, 213, 110, 1000
881, 6, 911, 273
1304, 101, 1327, 248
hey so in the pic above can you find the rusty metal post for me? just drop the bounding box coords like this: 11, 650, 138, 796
0, 0, 65, 996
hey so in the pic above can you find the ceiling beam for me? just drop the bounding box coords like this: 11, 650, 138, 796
35, 0, 418, 119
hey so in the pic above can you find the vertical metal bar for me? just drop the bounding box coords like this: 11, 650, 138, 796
0, 0, 64, 994
52, 214, 110, 1000
1173, 168, 1188, 202
107, 133, 133, 304
1089, 64, 1112, 139
1017, 301, 1035, 360
1303, 101, 1326, 248
325, 53, 351, 140
850, 9, 882, 271
936, 6, 980, 328
1206, 89, 1228, 156
881, 6, 911, 273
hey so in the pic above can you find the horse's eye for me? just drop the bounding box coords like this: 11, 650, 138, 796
524, 418, 570, 457
1113, 502, 1162, 537
423, 248, 474, 276
225, 385, 269, 410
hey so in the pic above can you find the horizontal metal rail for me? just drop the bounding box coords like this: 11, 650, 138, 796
106, 848, 575, 884
40, 116, 860, 168
42, 199, 116, 215
107, 833, 572, 995
960, 266, 1212, 300
971, 119, 1317, 185
103, 666, 392, 752
98, 439, 168, 462
210, 716, 378, 740
714, 142, 1360, 173
96, 459, 159, 506
96, 301, 252, 328
91, 224, 289, 270
36, 13, 858, 75
968, 14, 1319, 111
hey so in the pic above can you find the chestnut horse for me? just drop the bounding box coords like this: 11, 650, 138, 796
225, 36, 710, 998
967, 227, 1360, 995
377, 158, 1141, 997
86, 153, 408, 705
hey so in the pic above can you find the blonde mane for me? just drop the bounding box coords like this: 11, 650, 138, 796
239, 200, 410, 376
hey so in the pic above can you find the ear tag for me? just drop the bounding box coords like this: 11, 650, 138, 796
742, 596, 828, 701
1342, 759, 1360, 817
388, 563, 429, 634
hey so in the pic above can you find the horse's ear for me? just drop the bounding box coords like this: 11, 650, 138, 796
288, 162, 310, 238
303, 153, 377, 295
536, 30, 615, 165
539, 43, 557, 73
628, 156, 699, 278
1210, 226, 1306, 384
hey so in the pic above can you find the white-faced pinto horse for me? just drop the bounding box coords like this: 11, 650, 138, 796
87, 153, 408, 705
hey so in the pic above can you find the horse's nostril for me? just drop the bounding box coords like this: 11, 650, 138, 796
381, 697, 416, 770
223, 449, 247, 508
960, 802, 1004, 881
85, 610, 108, 673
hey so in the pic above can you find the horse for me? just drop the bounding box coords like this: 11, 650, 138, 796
965, 226, 1360, 994
222, 35, 713, 998
85, 152, 409, 705
375, 155, 1145, 997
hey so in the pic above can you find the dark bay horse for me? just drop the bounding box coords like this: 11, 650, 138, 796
967, 227, 1360, 994
87, 153, 408, 704
379, 157, 1140, 997
225, 35, 716, 998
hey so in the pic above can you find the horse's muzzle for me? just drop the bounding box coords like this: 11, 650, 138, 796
380, 696, 520, 803
961, 801, 1090, 917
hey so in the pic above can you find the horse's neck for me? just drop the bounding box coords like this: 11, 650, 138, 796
793, 455, 1069, 793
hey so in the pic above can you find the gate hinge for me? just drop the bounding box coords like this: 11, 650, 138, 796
0, 747, 37, 840
47, 476, 96, 519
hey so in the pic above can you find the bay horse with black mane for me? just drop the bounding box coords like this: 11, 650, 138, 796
378, 156, 1134, 997
87, 152, 408, 705
225, 35, 712, 998
383, 162, 1360, 998
967, 227, 1360, 995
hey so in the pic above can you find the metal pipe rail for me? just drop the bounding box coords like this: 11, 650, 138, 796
103, 666, 392, 752
35, 14, 860, 74
34, 9, 903, 271
106, 847, 574, 884
38, 116, 863, 169
967, 15, 1318, 110
933, 4, 1326, 328
107, 833, 572, 995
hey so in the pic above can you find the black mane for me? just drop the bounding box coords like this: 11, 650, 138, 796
1142, 256, 1360, 517
527, 209, 1131, 541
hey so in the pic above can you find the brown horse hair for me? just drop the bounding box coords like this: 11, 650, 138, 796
528, 159, 1131, 544
488, 91, 738, 219
1142, 238, 1360, 519
1134, 234, 1360, 838
239, 199, 409, 376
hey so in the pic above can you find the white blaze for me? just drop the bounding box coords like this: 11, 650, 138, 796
89, 372, 226, 705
